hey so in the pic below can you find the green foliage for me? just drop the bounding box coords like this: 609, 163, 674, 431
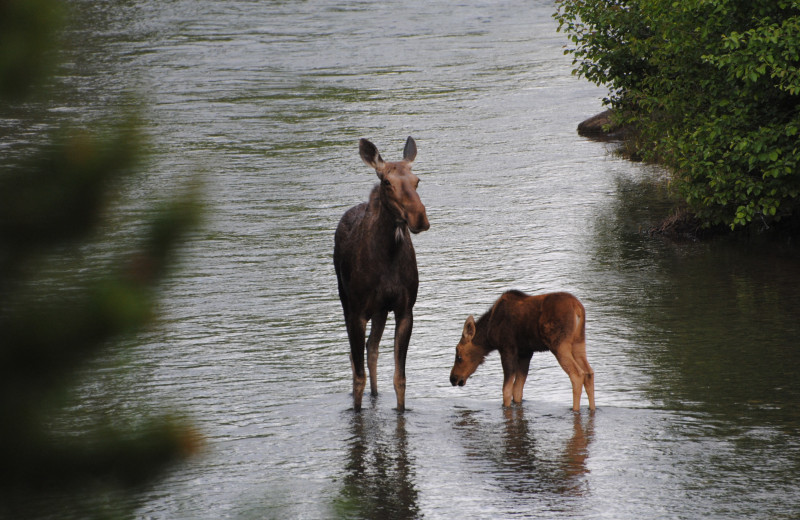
555, 0, 800, 229
0, 0, 201, 517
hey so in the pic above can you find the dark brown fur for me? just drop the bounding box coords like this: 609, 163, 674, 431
449, 290, 596, 411
334, 137, 429, 412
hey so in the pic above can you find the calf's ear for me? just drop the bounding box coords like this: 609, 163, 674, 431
359, 138, 385, 174
463, 315, 476, 341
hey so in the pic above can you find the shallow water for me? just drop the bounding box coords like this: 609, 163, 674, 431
22, 0, 800, 518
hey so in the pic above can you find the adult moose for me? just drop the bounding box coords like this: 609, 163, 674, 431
334, 136, 429, 412
449, 290, 596, 411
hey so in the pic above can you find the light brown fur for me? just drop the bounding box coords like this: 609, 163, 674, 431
449, 290, 596, 411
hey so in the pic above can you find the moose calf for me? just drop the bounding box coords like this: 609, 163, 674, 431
450, 290, 596, 411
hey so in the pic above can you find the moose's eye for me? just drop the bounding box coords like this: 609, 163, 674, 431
382, 179, 391, 187
456, 354, 463, 362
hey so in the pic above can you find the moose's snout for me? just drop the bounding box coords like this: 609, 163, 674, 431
408, 204, 429, 234
410, 215, 430, 234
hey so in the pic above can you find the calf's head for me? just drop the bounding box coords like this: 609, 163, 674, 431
449, 315, 486, 387
360, 136, 429, 234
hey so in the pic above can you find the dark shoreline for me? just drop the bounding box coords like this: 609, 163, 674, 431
576, 109, 630, 141
577, 110, 734, 241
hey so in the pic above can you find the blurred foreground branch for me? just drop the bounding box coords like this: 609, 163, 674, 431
1, 1, 202, 517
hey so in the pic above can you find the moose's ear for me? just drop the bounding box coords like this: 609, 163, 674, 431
359, 138, 385, 174
403, 136, 417, 163
463, 315, 476, 341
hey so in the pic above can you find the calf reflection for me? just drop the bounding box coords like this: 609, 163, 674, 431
335, 404, 420, 519
455, 407, 594, 497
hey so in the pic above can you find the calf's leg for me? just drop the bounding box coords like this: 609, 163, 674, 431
512, 354, 532, 404
552, 344, 586, 412
572, 340, 596, 411
500, 351, 518, 407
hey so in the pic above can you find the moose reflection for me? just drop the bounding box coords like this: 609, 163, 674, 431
334, 137, 429, 412
335, 408, 420, 519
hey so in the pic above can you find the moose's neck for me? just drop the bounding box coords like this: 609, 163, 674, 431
367, 185, 409, 249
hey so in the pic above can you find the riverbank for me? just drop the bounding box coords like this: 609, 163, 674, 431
576, 110, 701, 239
577, 110, 800, 240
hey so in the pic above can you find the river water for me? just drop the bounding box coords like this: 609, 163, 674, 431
30, 0, 800, 518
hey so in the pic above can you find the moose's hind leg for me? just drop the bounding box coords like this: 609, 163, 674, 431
347, 316, 368, 412
583, 367, 596, 411
572, 340, 596, 411
553, 345, 586, 412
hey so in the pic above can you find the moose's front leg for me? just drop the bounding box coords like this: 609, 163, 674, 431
393, 310, 413, 412
512, 354, 532, 404
366, 310, 388, 397
500, 351, 518, 407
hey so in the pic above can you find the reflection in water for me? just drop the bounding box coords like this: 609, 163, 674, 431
456, 407, 594, 499
593, 172, 800, 425
561, 411, 594, 486
335, 402, 419, 520
588, 172, 800, 518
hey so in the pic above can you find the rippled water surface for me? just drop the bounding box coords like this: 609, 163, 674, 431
34, 0, 800, 518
